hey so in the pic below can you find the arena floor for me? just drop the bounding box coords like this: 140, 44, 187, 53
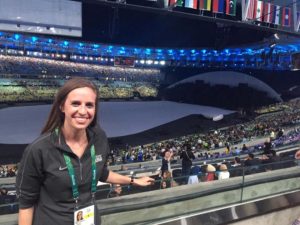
0, 101, 234, 144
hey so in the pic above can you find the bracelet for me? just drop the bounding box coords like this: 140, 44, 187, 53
130, 176, 134, 185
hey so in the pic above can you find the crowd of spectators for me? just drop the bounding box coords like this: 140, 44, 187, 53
0, 78, 159, 103
109, 98, 300, 166
0, 55, 161, 82
0, 78, 160, 103
0, 165, 17, 178
0, 54, 162, 103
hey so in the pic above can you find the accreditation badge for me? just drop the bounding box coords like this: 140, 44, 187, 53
74, 204, 95, 225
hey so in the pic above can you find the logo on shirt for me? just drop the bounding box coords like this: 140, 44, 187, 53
95, 154, 103, 163
58, 166, 67, 171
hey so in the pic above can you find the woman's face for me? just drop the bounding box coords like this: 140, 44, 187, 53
61, 87, 96, 132
77, 211, 83, 220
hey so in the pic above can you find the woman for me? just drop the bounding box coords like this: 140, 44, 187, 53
76, 210, 83, 221
204, 164, 216, 182
180, 143, 195, 182
217, 164, 230, 180
161, 149, 172, 176
16, 77, 154, 225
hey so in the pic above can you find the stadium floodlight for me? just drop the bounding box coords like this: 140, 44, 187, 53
146, 60, 153, 65
140, 60, 145, 64
160, 60, 165, 65
154, 61, 159, 65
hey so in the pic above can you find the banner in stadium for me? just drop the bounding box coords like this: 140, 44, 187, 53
185, 0, 198, 9
200, 0, 212, 11
213, 0, 225, 14
226, 0, 237, 16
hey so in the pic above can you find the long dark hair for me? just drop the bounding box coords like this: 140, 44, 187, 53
41, 77, 99, 134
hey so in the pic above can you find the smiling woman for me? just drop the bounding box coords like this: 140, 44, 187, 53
16, 77, 154, 225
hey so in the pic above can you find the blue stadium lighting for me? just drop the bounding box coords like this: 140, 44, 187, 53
93, 44, 99, 48
79, 42, 83, 47
118, 50, 125, 54
14, 34, 20, 40
168, 49, 173, 54
191, 49, 196, 54
145, 48, 151, 55
201, 49, 207, 54
48, 38, 53, 43
134, 48, 140, 54
216, 57, 222, 62
224, 49, 229, 54
0, 32, 3, 36
31, 36, 38, 42
63, 41, 69, 46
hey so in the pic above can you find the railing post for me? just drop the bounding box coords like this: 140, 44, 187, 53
240, 166, 245, 203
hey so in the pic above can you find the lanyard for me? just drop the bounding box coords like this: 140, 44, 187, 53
63, 145, 97, 205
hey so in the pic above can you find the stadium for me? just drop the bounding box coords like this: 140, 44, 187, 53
0, 0, 300, 224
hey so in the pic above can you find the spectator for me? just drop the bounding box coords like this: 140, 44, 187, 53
161, 149, 173, 177
204, 164, 216, 182
217, 164, 230, 180
108, 184, 122, 198
180, 144, 195, 182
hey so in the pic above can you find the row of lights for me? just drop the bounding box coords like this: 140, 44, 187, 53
135, 60, 166, 65
70, 55, 114, 62
26, 51, 68, 59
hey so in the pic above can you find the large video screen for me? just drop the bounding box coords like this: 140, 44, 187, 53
0, 0, 82, 37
